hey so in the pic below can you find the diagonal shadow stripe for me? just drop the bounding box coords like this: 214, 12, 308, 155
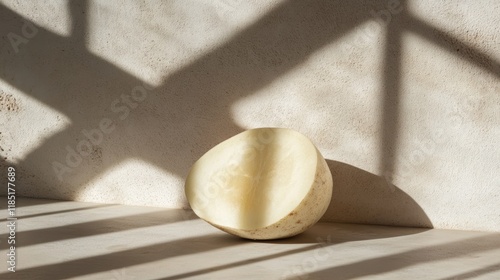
12, 208, 197, 247
158, 245, 321, 280
438, 262, 500, 280
0, 233, 244, 280
292, 233, 500, 280
0, 203, 112, 221
407, 15, 500, 78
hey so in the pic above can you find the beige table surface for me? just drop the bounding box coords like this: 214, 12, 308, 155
1, 197, 499, 280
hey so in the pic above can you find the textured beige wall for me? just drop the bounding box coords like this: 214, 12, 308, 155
0, 0, 499, 231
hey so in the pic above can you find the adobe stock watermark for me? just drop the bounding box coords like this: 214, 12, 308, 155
383, 94, 483, 191
52, 83, 154, 181
192, 128, 275, 210
281, 235, 335, 280
111, 268, 137, 280
7, 20, 39, 54
341, 0, 403, 54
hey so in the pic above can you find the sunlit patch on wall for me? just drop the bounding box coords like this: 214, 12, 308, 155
0, 85, 71, 164
1, 1, 72, 37
74, 158, 186, 208
85, 0, 286, 85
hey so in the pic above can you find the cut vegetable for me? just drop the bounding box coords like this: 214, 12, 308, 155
185, 127, 333, 240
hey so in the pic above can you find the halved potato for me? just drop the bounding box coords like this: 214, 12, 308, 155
185, 127, 332, 240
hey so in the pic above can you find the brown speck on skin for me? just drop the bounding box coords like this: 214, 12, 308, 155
296, 220, 301, 224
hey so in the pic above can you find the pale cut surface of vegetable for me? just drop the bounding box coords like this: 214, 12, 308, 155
185, 128, 333, 240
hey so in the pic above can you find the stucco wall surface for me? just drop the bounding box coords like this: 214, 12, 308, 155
0, 0, 499, 231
